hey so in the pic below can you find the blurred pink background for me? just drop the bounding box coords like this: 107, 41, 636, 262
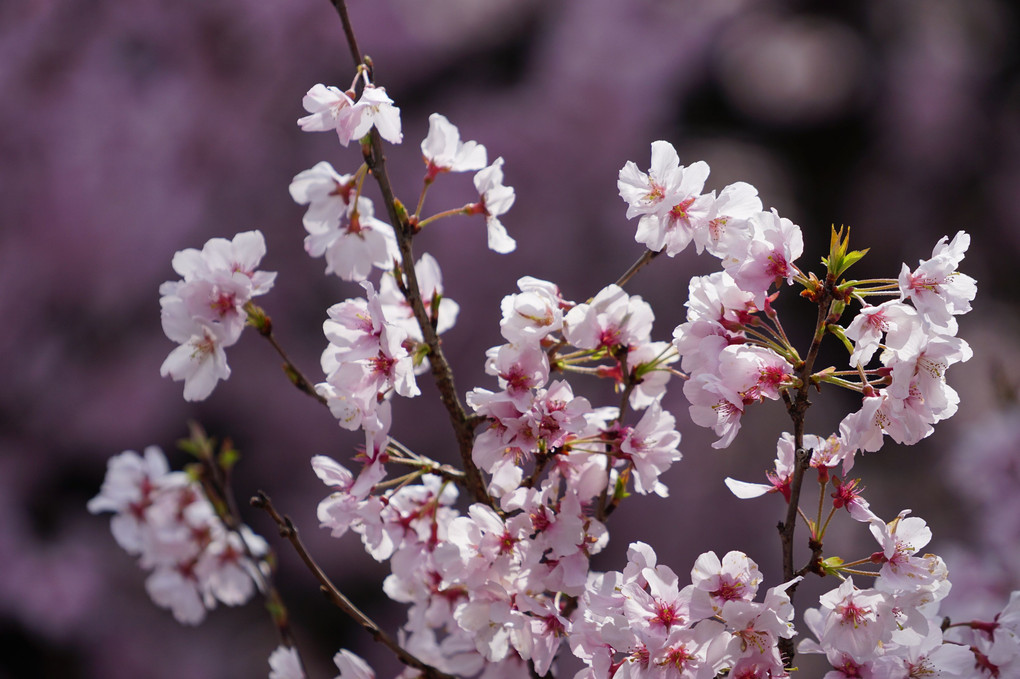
3, 0, 1020, 676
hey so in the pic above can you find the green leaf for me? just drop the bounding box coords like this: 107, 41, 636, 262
822, 225, 870, 279
820, 556, 845, 577
218, 447, 241, 472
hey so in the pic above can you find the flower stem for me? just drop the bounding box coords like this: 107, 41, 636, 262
252, 491, 456, 679
614, 249, 660, 289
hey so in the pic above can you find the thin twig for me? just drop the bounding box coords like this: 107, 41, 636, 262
361, 104, 489, 506
328, 0, 365, 69
246, 303, 330, 408
614, 249, 660, 289
185, 425, 304, 668
265, 332, 330, 407
776, 277, 837, 668
252, 491, 456, 679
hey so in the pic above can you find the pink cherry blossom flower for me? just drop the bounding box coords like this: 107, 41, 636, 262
88, 446, 180, 553
145, 563, 208, 625
719, 345, 795, 403
694, 181, 761, 259
514, 593, 571, 676
838, 394, 886, 454
378, 253, 459, 340
298, 84, 356, 132
843, 301, 919, 367
338, 84, 402, 146
620, 401, 683, 496
158, 230, 275, 400
899, 231, 976, 332
485, 342, 550, 411
563, 284, 654, 351
289, 161, 355, 230
727, 209, 804, 307
290, 165, 398, 281
720, 579, 801, 675
618, 140, 685, 218
158, 305, 232, 402
805, 578, 895, 663
652, 620, 735, 679
684, 371, 745, 449
320, 281, 420, 408
268, 646, 306, 679
618, 141, 716, 257
620, 563, 693, 639
882, 330, 971, 424
298, 82, 402, 147
870, 626, 975, 679
421, 113, 487, 179
690, 551, 762, 618
332, 649, 375, 679
499, 276, 566, 345
867, 511, 937, 590
191, 230, 275, 293
197, 529, 261, 606
472, 158, 516, 253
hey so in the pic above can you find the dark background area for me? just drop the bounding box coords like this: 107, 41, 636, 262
3, 0, 1020, 676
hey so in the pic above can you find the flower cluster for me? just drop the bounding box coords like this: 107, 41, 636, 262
298, 72, 402, 147
93, 33, 1020, 679
88, 446, 267, 624
573, 544, 798, 679
289, 160, 398, 282
158, 230, 275, 400
468, 277, 683, 499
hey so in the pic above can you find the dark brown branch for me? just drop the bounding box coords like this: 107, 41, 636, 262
247, 303, 330, 409
185, 425, 302, 663
265, 331, 330, 407
328, 0, 365, 70
614, 249, 661, 289
320, 0, 489, 505
361, 118, 490, 506
252, 491, 456, 679
776, 276, 836, 669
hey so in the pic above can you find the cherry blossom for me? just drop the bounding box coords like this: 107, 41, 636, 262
332, 649, 375, 679
268, 646, 306, 679
472, 158, 516, 253
899, 231, 977, 333
94, 70, 1005, 679
725, 209, 804, 307
803, 578, 895, 663
563, 284, 654, 351
421, 113, 487, 178
298, 82, 402, 147
499, 276, 567, 345
618, 141, 716, 256
619, 401, 683, 496
378, 253, 459, 340
290, 163, 398, 281
89, 446, 267, 625
690, 551, 762, 618
158, 230, 274, 400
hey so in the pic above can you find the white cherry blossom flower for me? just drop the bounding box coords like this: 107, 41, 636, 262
899, 231, 976, 332
268, 646, 306, 679
298, 82, 402, 147
421, 113, 487, 177
473, 158, 516, 253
